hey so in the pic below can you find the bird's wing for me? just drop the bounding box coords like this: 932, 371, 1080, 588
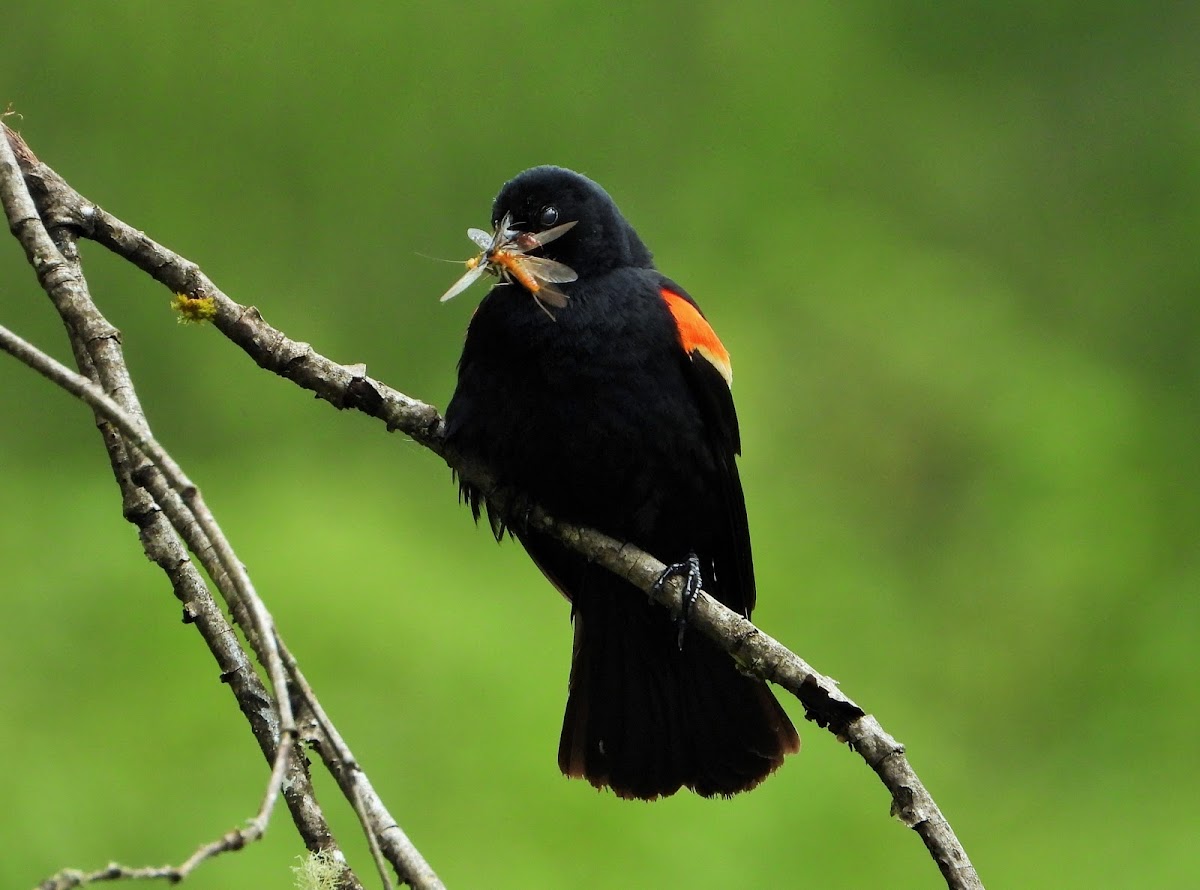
658, 281, 756, 614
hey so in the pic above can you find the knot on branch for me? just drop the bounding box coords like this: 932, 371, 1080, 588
798, 674, 867, 735
889, 784, 932, 829
340, 363, 384, 414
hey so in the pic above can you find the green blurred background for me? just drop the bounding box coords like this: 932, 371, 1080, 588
2, 3, 1197, 888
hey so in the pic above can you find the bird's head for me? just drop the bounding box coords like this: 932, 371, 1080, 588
491, 166, 653, 278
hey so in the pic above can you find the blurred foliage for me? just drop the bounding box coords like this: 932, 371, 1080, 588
2, 3, 1197, 888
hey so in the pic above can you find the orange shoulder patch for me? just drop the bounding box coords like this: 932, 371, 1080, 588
661, 288, 733, 386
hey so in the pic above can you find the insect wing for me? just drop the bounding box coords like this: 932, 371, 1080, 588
508, 220, 578, 254
518, 254, 578, 284
533, 282, 569, 308
518, 255, 576, 309
439, 261, 487, 302
467, 227, 493, 251
528, 219, 578, 248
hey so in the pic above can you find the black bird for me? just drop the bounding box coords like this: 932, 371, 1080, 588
443, 166, 799, 799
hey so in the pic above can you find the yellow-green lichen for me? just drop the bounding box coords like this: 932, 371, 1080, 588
171, 293, 217, 324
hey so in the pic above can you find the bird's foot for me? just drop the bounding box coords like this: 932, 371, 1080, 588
652, 552, 703, 650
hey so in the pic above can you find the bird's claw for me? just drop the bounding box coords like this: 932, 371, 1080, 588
652, 552, 703, 649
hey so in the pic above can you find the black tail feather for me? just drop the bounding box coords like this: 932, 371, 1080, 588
558, 583, 799, 800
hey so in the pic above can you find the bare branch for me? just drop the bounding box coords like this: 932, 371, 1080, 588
37, 862, 215, 890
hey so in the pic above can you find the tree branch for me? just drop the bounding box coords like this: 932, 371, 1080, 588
3, 124, 442, 890
3, 123, 981, 890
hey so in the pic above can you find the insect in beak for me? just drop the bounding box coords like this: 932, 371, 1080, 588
439, 212, 579, 316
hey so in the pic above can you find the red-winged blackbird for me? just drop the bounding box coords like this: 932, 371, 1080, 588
443, 166, 799, 800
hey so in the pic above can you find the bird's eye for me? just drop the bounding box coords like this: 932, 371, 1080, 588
538, 205, 559, 228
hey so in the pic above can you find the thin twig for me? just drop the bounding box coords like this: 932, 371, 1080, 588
38, 862, 208, 890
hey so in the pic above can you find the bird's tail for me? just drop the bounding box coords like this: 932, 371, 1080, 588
557, 585, 799, 800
